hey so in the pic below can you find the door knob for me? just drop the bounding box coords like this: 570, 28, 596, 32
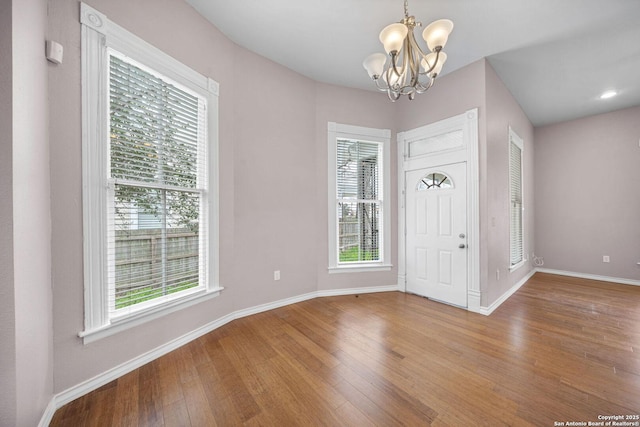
459, 243, 466, 249
459, 233, 465, 238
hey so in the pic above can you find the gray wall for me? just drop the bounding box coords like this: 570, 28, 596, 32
0, 0, 16, 424
1, 0, 54, 425
484, 61, 535, 305
231, 45, 318, 309
534, 106, 640, 280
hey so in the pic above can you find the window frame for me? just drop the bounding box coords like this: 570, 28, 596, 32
327, 122, 391, 273
508, 126, 525, 271
79, 3, 221, 343
416, 172, 454, 191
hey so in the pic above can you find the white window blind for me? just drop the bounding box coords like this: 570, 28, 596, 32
336, 138, 382, 263
108, 52, 208, 315
509, 129, 524, 266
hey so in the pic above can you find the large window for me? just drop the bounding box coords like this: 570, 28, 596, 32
509, 127, 524, 269
328, 123, 391, 272
80, 4, 220, 342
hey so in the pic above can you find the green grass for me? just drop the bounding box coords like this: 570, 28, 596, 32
115, 281, 198, 309
339, 246, 379, 262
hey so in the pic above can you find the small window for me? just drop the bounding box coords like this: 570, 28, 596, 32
416, 172, 453, 191
328, 123, 391, 272
337, 138, 381, 263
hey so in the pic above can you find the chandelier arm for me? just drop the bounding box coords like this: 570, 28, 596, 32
374, 76, 390, 91
407, 33, 421, 88
421, 48, 441, 75
389, 51, 402, 82
415, 77, 435, 94
400, 38, 412, 89
407, 30, 428, 60
384, 66, 396, 91
400, 85, 416, 96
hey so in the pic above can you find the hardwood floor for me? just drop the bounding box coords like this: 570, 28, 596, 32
50, 273, 640, 426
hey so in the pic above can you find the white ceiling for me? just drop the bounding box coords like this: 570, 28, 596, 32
186, 0, 640, 126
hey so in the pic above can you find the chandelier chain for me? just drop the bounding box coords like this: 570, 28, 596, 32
404, 0, 409, 18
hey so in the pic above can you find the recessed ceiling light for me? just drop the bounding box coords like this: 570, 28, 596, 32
599, 90, 617, 99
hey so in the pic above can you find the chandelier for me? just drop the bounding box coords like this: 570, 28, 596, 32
362, 0, 454, 101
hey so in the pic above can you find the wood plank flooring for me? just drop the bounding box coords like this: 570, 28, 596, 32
50, 273, 640, 426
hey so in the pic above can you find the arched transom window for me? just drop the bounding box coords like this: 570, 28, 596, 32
416, 172, 453, 191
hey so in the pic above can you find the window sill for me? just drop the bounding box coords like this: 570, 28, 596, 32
79, 286, 224, 344
328, 264, 393, 274
509, 260, 526, 273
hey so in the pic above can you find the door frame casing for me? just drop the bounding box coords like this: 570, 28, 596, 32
397, 109, 481, 313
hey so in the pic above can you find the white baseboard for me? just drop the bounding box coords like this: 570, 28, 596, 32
536, 268, 640, 287
467, 289, 482, 314
232, 291, 318, 320
37, 397, 57, 427
478, 268, 537, 316
41, 284, 399, 425
317, 284, 400, 297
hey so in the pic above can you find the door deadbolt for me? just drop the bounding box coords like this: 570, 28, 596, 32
459, 233, 466, 239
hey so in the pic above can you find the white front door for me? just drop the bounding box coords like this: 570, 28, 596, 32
406, 162, 468, 307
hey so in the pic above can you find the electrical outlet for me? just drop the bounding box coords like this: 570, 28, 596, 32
603, 256, 610, 263
274, 270, 280, 280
